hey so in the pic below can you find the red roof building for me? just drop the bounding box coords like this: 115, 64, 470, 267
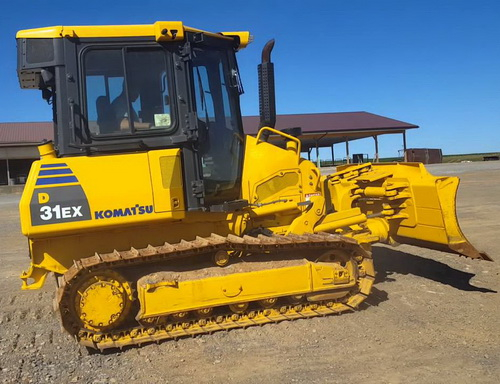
0, 112, 418, 185
242, 112, 418, 164
0, 122, 53, 145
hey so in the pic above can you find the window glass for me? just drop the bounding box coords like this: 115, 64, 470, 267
193, 66, 215, 121
109, 77, 124, 105
219, 62, 232, 121
84, 47, 173, 136
192, 47, 244, 204
85, 75, 106, 122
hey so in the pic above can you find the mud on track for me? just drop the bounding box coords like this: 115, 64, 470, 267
1, 162, 499, 383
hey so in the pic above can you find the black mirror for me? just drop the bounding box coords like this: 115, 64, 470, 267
41, 88, 52, 102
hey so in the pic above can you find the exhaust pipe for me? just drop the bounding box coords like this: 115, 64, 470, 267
258, 39, 276, 129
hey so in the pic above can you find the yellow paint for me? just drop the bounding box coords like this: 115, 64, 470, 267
37, 192, 50, 204
315, 208, 367, 233
16, 22, 251, 49
20, 148, 186, 238
38, 142, 57, 159
137, 259, 354, 320
148, 149, 185, 213
324, 161, 485, 258
79, 282, 124, 327
220, 31, 252, 49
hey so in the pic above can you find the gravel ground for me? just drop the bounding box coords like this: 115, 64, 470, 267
0, 161, 499, 384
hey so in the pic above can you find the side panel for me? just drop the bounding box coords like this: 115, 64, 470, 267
148, 149, 185, 213
241, 134, 324, 234
241, 135, 300, 203
20, 149, 185, 238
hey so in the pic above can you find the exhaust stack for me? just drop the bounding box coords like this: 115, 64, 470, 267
258, 39, 276, 128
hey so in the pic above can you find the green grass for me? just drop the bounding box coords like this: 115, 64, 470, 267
442, 152, 500, 163
319, 152, 500, 166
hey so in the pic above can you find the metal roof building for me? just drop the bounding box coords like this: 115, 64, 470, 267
0, 122, 53, 145
0, 122, 53, 185
0, 112, 418, 185
242, 112, 418, 164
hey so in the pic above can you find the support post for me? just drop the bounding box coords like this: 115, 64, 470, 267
403, 131, 407, 162
307, 148, 311, 161
6, 157, 11, 186
315, 141, 320, 168
373, 135, 379, 163
331, 144, 335, 166
345, 139, 350, 164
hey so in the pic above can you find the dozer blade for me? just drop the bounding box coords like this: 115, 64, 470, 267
432, 175, 491, 260
393, 172, 492, 261
327, 163, 492, 261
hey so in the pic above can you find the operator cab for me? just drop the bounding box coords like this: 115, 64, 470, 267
16, 22, 251, 208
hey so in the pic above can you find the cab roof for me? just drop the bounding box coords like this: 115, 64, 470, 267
16, 21, 252, 49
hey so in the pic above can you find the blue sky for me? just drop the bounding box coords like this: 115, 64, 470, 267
1, 0, 499, 158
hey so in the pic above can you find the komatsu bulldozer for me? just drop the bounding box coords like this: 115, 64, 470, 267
16, 22, 490, 350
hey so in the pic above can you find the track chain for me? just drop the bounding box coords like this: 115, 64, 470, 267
56, 232, 374, 350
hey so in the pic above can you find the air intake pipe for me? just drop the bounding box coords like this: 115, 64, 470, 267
258, 39, 276, 129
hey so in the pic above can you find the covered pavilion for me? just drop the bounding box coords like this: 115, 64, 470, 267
0, 111, 418, 185
242, 112, 418, 165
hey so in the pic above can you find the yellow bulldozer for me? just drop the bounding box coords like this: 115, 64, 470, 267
16, 22, 490, 350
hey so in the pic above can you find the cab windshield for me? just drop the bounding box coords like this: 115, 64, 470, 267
83, 47, 174, 137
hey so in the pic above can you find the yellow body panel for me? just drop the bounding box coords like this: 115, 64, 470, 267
241, 133, 323, 234
16, 22, 251, 49
20, 148, 185, 238
148, 150, 185, 213
137, 259, 355, 319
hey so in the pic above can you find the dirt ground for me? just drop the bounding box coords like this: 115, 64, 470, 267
0, 161, 499, 384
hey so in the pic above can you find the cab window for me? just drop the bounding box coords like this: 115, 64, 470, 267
83, 47, 174, 137
192, 47, 244, 204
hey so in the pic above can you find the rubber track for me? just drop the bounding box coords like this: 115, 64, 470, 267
56, 232, 374, 350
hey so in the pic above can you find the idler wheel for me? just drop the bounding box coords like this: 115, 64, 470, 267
73, 271, 133, 332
